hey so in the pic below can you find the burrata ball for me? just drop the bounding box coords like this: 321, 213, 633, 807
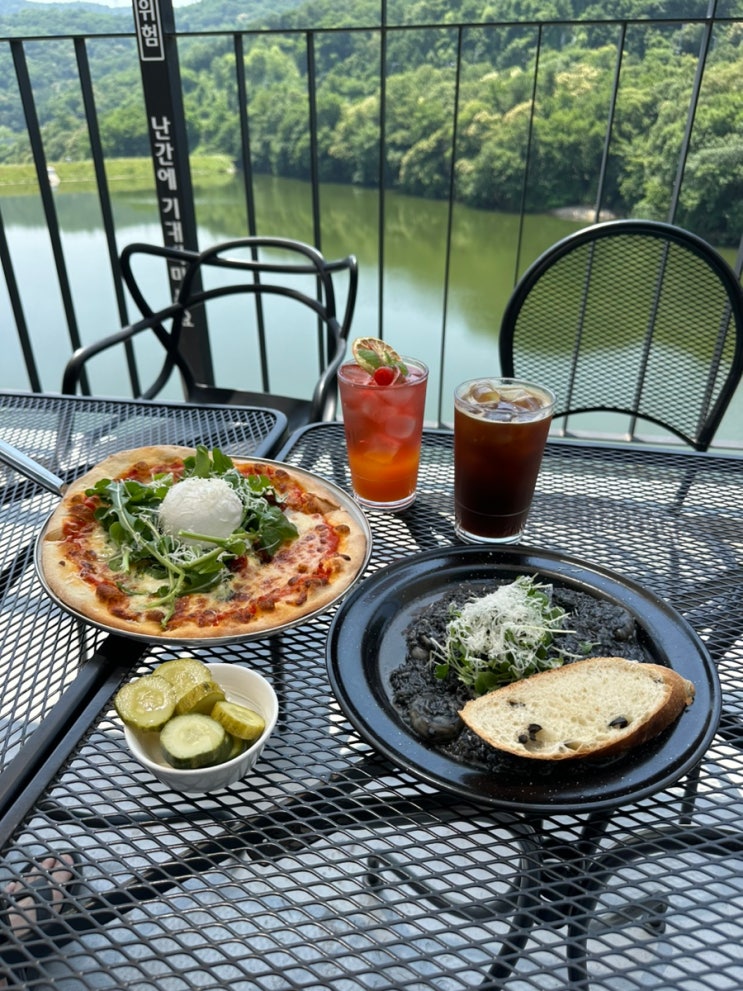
158, 477, 243, 547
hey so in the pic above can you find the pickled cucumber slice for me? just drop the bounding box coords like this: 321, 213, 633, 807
159, 713, 230, 769
175, 680, 226, 716
221, 734, 248, 763
351, 337, 408, 377
114, 674, 176, 732
156, 657, 211, 700
211, 700, 266, 741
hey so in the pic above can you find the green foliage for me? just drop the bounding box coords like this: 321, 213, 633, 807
0, 0, 741, 242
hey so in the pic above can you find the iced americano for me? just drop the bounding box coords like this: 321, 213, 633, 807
454, 378, 555, 542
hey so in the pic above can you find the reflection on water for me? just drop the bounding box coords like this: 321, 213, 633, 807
0, 175, 739, 446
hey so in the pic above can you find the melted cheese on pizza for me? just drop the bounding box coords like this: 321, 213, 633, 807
53, 457, 356, 635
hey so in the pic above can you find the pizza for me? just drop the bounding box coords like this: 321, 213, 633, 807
39, 445, 369, 640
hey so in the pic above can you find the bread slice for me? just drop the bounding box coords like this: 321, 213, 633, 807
458, 656, 695, 761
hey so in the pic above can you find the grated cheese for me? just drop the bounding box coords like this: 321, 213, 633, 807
432, 575, 571, 694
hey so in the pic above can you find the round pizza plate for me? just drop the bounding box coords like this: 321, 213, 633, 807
326, 545, 720, 814
35, 457, 373, 646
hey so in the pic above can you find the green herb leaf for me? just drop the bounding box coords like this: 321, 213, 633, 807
183, 444, 231, 479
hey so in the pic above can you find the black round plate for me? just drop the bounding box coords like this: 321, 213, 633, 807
326, 545, 720, 814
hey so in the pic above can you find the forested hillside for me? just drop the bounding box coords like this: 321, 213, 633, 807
0, 0, 741, 243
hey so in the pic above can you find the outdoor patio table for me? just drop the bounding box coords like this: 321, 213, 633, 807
0, 410, 741, 991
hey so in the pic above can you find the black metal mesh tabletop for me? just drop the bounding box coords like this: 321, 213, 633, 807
0, 417, 741, 991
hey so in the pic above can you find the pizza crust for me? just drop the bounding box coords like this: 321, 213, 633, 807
39, 446, 369, 641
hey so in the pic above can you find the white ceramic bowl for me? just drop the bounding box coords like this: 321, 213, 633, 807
123, 662, 278, 794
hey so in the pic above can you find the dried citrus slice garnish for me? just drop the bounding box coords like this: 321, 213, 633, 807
351, 337, 408, 379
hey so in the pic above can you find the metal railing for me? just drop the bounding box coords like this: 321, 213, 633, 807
1, 2, 741, 446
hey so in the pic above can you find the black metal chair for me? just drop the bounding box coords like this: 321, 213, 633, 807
499, 219, 743, 450
63, 236, 359, 437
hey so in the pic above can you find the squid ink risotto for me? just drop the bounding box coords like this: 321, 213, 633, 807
390, 578, 650, 772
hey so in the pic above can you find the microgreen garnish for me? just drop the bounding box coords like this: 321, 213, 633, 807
431, 575, 575, 695
86, 445, 298, 626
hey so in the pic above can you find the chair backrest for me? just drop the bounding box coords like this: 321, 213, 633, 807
120, 236, 358, 423
499, 220, 743, 450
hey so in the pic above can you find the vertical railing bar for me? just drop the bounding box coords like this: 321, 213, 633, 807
234, 32, 268, 392
698, 294, 735, 444
629, 237, 675, 442
306, 31, 322, 253
306, 30, 328, 371
512, 24, 543, 286
377, 2, 387, 341
568, 244, 598, 421
436, 25, 464, 427
564, 21, 626, 439
74, 35, 142, 397
234, 33, 257, 237
593, 22, 627, 223
0, 204, 41, 392
10, 38, 89, 393
629, 7, 715, 441
667, 0, 716, 222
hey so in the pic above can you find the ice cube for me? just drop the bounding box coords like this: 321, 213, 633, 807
379, 386, 413, 409
502, 388, 543, 412
482, 406, 516, 422
365, 436, 401, 464
470, 382, 501, 404
359, 396, 382, 419
386, 414, 417, 439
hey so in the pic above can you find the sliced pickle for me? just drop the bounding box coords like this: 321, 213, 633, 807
155, 657, 211, 700
220, 734, 248, 763
159, 713, 230, 769
175, 680, 226, 716
114, 674, 176, 732
211, 699, 266, 741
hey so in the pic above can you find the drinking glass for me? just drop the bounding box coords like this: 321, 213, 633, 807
454, 377, 555, 543
338, 356, 428, 511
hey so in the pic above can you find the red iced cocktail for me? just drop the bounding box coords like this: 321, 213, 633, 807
454, 377, 555, 542
338, 353, 428, 511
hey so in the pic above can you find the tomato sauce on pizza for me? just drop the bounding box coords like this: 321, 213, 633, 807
40, 446, 369, 640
